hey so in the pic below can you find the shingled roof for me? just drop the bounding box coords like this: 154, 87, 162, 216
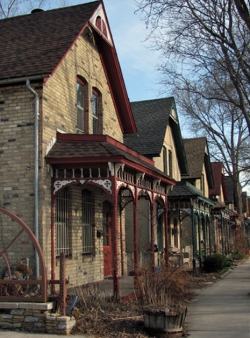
183, 137, 214, 188
168, 181, 214, 205
0, 1, 100, 80
124, 97, 188, 175
46, 133, 176, 184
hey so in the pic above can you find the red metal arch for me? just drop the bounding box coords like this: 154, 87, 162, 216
0, 207, 47, 302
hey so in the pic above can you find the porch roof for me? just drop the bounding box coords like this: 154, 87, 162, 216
168, 181, 214, 205
46, 133, 176, 184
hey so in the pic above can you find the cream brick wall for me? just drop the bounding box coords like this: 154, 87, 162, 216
153, 125, 181, 182
0, 26, 126, 286
0, 84, 43, 269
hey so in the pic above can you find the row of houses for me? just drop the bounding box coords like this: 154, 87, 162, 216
0, 0, 249, 297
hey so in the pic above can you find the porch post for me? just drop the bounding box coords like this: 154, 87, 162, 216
208, 216, 212, 256
150, 202, 155, 273
112, 175, 119, 297
51, 185, 56, 293
119, 204, 125, 276
191, 202, 196, 271
197, 211, 202, 269
164, 196, 169, 267
134, 190, 139, 285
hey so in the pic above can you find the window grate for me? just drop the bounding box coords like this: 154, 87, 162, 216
55, 189, 69, 257
82, 190, 93, 253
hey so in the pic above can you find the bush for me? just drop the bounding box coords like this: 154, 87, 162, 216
202, 254, 232, 273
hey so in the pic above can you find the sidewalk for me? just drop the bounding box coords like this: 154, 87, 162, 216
185, 258, 250, 337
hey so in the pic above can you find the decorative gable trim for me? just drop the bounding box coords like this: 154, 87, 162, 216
89, 3, 113, 45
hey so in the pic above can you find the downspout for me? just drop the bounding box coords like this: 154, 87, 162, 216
26, 79, 40, 279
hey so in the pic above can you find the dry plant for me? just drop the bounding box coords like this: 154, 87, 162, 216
68, 283, 147, 337
137, 265, 193, 313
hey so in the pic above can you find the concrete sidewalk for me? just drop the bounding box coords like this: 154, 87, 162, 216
185, 258, 250, 337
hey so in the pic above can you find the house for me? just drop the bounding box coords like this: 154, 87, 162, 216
209, 162, 232, 254
124, 97, 189, 267
0, 1, 176, 296
168, 137, 214, 269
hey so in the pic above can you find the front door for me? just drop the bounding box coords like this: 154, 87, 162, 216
103, 202, 112, 277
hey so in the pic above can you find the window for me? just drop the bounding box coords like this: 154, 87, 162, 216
163, 146, 167, 174
55, 188, 70, 257
77, 78, 88, 132
201, 173, 204, 194
168, 150, 172, 177
82, 190, 93, 254
91, 88, 102, 134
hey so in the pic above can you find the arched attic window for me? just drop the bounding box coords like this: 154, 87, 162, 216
96, 16, 107, 38
77, 77, 88, 132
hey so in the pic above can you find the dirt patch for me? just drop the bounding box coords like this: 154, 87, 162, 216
68, 272, 220, 337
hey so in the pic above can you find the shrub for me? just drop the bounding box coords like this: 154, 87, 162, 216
202, 254, 232, 273
137, 266, 193, 312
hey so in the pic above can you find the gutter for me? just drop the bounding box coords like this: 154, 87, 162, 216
0, 74, 50, 85
26, 79, 40, 279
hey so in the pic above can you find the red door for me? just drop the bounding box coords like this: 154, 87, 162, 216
103, 202, 112, 277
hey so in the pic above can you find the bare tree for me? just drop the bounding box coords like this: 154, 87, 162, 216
136, 0, 250, 135
176, 83, 249, 213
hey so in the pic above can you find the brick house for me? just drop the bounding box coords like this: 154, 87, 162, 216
0, 1, 176, 295
168, 137, 214, 268
209, 162, 232, 254
124, 97, 189, 267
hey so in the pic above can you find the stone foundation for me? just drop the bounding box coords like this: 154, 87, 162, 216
0, 302, 76, 335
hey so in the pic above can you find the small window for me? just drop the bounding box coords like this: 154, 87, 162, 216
77, 78, 88, 132
91, 88, 102, 134
82, 190, 93, 254
163, 146, 167, 174
168, 150, 172, 177
55, 188, 70, 257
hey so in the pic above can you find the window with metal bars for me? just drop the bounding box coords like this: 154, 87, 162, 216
82, 190, 93, 254
55, 188, 70, 257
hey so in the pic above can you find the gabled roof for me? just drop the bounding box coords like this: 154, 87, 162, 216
168, 181, 214, 205
209, 162, 228, 200
123, 97, 188, 175
0, 1, 100, 80
0, 1, 136, 134
183, 137, 214, 188
46, 133, 176, 184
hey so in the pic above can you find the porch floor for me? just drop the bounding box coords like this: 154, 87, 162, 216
99, 276, 139, 301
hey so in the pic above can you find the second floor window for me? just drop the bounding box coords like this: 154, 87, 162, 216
77, 78, 87, 132
91, 88, 102, 134
163, 146, 167, 174
168, 150, 172, 177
